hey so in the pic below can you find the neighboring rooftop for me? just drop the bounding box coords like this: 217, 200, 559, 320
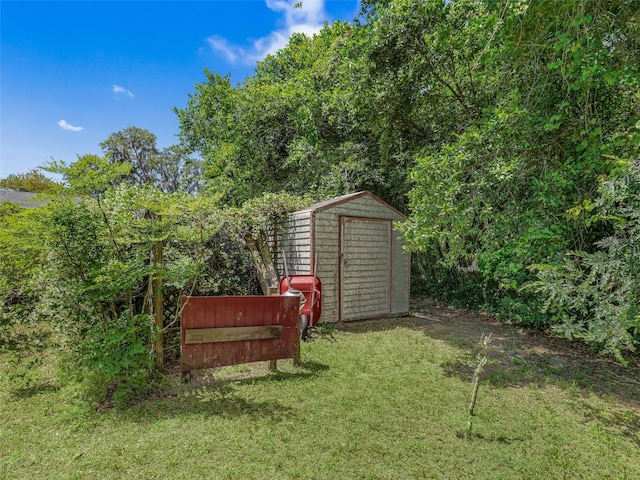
0, 188, 49, 208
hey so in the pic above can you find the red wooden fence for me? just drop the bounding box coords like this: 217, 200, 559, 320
181, 296, 300, 374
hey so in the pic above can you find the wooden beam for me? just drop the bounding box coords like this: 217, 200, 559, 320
185, 325, 283, 344
245, 231, 280, 295
153, 240, 163, 371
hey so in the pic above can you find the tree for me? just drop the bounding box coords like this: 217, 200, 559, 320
175, 23, 413, 210
153, 145, 202, 194
400, 0, 640, 355
100, 126, 160, 186
0, 169, 63, 193
100, 126, 202, 192
44, 154, 132, 197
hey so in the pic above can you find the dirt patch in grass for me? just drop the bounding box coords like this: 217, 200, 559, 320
338, 298, 640, 410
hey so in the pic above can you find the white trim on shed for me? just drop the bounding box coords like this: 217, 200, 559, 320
278, 191, 410, 323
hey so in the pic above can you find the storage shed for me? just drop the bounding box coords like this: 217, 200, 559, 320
278, 191, 410, 323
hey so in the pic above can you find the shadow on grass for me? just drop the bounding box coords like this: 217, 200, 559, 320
271, 360, 330, 377
439, 356, 566, 394
192, 360, 329, 384
306, 324, 339, 342
112, 360, 330, 423
578, 402, 640, 446
436, 336, 640, 402
335, 302, 640, 409
198, 360, 330, 391
425, 312, 640, 447
456, 431, 524, 444
117, 390, 295, 424
10, 381, 60, 399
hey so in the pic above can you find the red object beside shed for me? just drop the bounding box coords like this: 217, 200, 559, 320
279, 275, 322, 327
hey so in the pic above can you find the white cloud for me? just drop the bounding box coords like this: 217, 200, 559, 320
57, 120, 83, 132
207, 0, 329, 65
113, 84, 135, 98
207, 36, 243, 63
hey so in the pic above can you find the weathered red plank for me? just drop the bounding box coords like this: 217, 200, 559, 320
184, 325, 283, 344
181, 296, 300, 373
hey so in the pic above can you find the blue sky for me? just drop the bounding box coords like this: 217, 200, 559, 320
0, 0, 360, 179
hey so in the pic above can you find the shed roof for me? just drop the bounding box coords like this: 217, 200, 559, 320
297, 191, 406, 218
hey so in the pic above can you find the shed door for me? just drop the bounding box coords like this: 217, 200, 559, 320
340, 217, 392, 321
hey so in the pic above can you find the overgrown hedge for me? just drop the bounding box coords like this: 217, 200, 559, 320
1, 171, 306, 405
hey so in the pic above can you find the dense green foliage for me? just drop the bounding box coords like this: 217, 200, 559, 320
0, 169, 63, 193
175, 22, 415, 210
525, 156, 640, 360
398, 0, 640, 358
176, 0, 640, 359
2, 0, 639, 400
1, 151, 306, 404
0, 203, 47, 360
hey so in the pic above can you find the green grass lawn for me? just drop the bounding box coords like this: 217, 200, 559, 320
2, 316, 640, 479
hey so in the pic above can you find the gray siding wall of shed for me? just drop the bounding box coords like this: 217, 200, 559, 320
312, 195, 409, 322
276, 211, 312, 275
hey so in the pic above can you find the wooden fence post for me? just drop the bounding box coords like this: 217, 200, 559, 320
294, 313, 301, 366
153, 240, 163, 371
